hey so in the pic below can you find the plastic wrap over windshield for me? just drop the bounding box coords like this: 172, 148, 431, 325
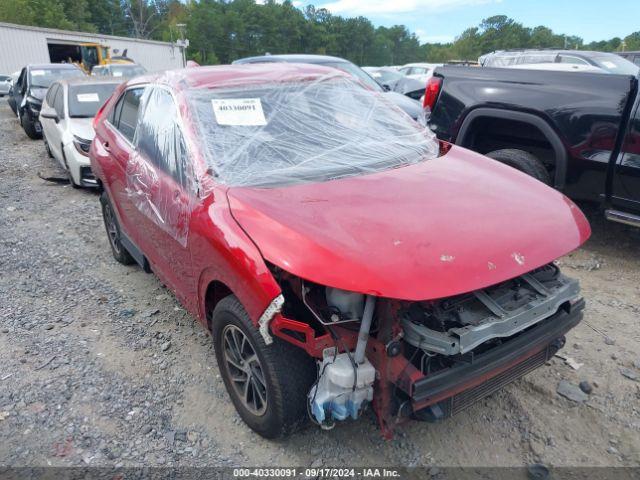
126, 87, 193, 247
186, 73, 439, 187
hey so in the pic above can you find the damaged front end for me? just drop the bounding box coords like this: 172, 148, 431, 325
265, 263, 584, 438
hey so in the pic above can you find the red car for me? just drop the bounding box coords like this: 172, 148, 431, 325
90, 63, 591, 439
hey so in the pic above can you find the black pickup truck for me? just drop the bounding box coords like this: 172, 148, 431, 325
427, 66, 640, 227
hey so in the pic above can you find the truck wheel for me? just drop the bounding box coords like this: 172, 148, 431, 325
20, 112, 41, 140
486, 149, 551, 185
211, 295, 316, 439
100, 192, 135, 265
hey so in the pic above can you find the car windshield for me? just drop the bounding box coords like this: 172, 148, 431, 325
68, 83, 118, 118
29, 68, 84, 88
110, 65, 147, 77
591, 54, 639, 75
369, 69, 403, 85
187, 75, 438, 188
319, 61, 382, 91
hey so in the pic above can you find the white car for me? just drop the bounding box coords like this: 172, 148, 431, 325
91, 63, 147, 78
398, 63, 442, 82
0, 73, 12, 96
39, 78, 120, 188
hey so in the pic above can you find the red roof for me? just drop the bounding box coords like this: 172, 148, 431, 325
128, 63, 348, 91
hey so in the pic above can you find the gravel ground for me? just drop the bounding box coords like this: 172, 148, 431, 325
1, 102, 639, 469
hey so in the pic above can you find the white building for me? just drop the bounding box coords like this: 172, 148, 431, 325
0, 22, 184, 74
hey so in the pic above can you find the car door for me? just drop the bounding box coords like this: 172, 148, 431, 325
611, 99, 640, 212
40, 84, 60, 160
48, 85, 66, 162
9, 68, 26, 115
101, 87, 150, 252
129, 87, 196, 306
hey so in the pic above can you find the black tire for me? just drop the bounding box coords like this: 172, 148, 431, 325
100, 192, 135, 265
20, 111, 42, 140
43, 136, 53, 158
486, 148, 551, 185
211, 295, 316, 439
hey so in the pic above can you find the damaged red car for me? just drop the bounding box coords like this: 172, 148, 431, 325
90, 63, 591, 439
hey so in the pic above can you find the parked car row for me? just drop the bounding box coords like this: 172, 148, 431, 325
11, 52, 637, 442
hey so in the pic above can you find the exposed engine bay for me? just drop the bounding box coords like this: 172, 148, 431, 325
267, 262, 583, 436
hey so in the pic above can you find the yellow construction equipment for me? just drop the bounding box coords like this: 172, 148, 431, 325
78, 43, 134, 74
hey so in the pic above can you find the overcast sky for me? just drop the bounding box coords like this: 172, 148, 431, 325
295, 0, 639, 44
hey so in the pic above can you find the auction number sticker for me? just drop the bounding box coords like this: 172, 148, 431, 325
77, 93, 100, 102
211, 98, 267, 126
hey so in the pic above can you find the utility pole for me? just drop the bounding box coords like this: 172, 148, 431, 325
176, 23, 189, 67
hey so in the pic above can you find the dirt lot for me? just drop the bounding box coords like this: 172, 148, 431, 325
0, 102, 639, 469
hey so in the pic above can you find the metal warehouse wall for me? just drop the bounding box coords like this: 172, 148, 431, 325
0, 22, 183, 74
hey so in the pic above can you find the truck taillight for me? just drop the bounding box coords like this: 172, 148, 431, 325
423, 76, 442, 110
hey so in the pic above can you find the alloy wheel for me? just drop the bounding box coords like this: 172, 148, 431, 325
222, 324, 268, 416
103, 203, 122, 255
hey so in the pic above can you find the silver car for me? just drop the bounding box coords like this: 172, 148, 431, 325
0, 74, 12, 96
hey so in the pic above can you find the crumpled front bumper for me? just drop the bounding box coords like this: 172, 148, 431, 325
410, 298, 584, 416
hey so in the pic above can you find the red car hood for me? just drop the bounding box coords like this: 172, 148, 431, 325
227, 145, 590, 300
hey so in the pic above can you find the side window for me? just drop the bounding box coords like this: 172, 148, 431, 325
633, 56, 640, 67
46, 83, 59, 105
109, 94, 124, 125
115, 88, 144, 142
559, 55, 589, 65
136, 88, 188, 187
17, 69, 26, 92
53, 86, 65, 119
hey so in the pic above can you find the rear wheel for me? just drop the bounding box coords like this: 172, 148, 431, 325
100, 192, 134, 265
211, 295, 316, 439
486, 148, 551, 185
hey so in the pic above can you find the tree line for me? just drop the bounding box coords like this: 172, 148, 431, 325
1, 0, 638, 66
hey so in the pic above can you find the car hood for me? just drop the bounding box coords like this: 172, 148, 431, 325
383, 91, 422, 119
227, 145, 590, 301
68, 118, 95, 141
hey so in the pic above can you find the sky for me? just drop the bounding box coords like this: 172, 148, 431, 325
295, 0, 640, 44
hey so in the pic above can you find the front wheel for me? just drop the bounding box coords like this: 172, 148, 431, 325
20, 111, 41, 140
486, 148, 551, 185
211, 296, 316, 439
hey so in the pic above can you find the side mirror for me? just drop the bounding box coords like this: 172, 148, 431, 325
40, 107, 59, 123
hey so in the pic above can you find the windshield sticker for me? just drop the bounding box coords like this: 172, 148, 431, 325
77, 93, 100, 102
211, 98, 267, 126
31, 70, 45, 76
601, 61, 617, 69
113, 71, 123, 77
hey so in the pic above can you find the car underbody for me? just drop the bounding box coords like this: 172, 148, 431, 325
265, 263, 583, 438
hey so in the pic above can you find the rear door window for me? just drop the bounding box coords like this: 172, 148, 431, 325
114, 88, 144, 142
